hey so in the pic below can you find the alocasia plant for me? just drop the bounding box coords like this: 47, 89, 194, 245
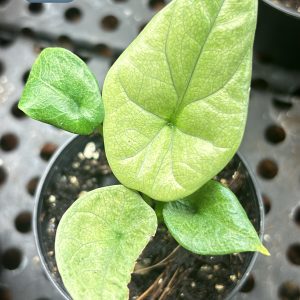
19, 0, 269, 299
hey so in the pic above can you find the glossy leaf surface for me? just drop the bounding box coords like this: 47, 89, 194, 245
103, 0, 258, 201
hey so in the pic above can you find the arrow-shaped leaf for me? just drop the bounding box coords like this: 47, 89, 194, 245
103, 0, 258, 201
163, 180, 269, 255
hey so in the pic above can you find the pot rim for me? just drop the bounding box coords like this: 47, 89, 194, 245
262, 0, 300, 19
33, 134, 265, 300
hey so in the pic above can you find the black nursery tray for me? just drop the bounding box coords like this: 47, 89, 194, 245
0, 1, 300, 300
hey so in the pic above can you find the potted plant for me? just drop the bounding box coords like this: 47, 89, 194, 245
19, 0, 269, 299
34, 135, 265, 300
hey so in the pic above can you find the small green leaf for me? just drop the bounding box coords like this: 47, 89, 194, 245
19, 48, 104, 134
163, 180, 269, 256
55, 185, 157, 300
103, 0, 258, 201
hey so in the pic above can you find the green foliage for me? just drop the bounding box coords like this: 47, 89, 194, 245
102, 0, 257, 201
163, 180, 269, 256
19, 48, 104, 135
55, 186, 157, 300
19, 1, 269, 299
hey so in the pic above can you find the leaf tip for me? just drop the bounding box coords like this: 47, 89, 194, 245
17, 97, 28, 114
258, 244, 270, 256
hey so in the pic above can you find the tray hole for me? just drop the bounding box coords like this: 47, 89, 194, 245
1, 248, 22, 270
294, 207, 300, 227
57, 35, 73, 50
15, 212, 32, 234
35, 298, 50, 300
265, 124, 286, 144
21, 27, 35, 38
113, 0, 128, 2
292, 88, 300, 101
240, 274, 255, 293
33, 44, 45, 54
11, 101, 26, 119
28, 3, 44, 14
93, 44, 113, 58
0, 166, 7, 186
40, 143, 58, 161
22, 69, 30, 84
0, 0, 9, 6
139, 22, 148, 32
251, 78, 268, 90
273, 98, 293, 110
0, 286, 12, 300
262, 194, 271, 215
101, 15, 119, 31
111, 50, 123, 66
0, 32, 15, 48
278, 281, 300, 300
76, 54, 90, 63
0, 133, 19, 152
149, 0, 166, 10
287, 244, 300, 266
0, 60, 4, 76
65, 7, 82, 22
257, 159, 278, 179
26, 176, 40, 196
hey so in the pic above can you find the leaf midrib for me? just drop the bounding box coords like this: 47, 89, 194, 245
82, 194, 128, 299
118, 0, 228, 126
170, 0, 226, 122
32, 75, 81, 112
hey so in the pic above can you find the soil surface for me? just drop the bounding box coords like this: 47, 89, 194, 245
38, 135, 261, 300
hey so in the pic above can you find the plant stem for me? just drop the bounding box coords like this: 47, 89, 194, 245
134, 245, 180, 275
158, 268, 180, 300
136, 273, 164, 300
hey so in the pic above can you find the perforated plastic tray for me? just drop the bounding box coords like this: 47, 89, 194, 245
0, 1, 300, 300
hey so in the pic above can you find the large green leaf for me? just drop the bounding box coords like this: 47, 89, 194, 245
103, 0, 257, 201
163, 180, 269, 255
55, 185, 157, 300
19, 48, 104, 135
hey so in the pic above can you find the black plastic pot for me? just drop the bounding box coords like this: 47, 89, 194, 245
263, 0, 300, 18
34, 134, 265, 300
255, 1, 300, 70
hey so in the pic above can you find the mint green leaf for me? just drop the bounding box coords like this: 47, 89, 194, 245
163, 180, 269, 256
102, 0, 258, 201
55, 185, 157, 300
19, 48, 104, 135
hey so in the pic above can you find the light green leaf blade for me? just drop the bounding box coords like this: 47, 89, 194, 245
19, 48, 104, 135
55, 185, 157, 300
103, 0, 258, 201
163, 180, 269, 256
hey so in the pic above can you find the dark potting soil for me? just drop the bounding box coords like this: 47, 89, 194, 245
38, 135, 260, 300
